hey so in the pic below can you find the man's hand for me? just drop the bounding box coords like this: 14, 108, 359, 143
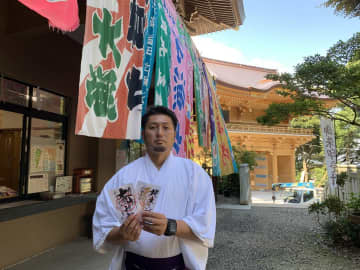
119, 214, 142, 241
142, 211, 167, 236
142, 212, 201, 242
106, 214, 141, 244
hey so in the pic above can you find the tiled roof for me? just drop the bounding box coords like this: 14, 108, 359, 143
203, 58, 282, 91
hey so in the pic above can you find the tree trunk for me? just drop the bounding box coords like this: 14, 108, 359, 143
302, 159, 309, 182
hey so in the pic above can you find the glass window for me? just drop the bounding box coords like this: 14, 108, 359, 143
28, 118, 64, 194
0, 110, 23, 199
0, 78, 29, 107
33, 88, 66, 115
222, 110, 230, 123
0, 77, 68, 201
303, 191, 314, 202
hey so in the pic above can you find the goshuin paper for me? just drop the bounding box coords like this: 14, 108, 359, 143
109, 182, 161, 222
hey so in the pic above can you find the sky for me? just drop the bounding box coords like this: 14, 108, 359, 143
192, 0, 360, 73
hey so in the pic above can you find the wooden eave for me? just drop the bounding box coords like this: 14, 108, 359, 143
216, 79, 283, 93
175, 0, 246, 36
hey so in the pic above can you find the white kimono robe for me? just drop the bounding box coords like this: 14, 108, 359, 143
93, 153, 216, 270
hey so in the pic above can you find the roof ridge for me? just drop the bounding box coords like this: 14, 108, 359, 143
203, 57, 278, 73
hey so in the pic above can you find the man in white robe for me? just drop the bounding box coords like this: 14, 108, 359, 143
93, 106, 216, 270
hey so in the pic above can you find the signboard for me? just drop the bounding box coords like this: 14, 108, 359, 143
56, 176, 73, 193
28, 173, 49, 194
320, 117, 337, 192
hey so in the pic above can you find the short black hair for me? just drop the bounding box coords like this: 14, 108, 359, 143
141, 106, 178, 131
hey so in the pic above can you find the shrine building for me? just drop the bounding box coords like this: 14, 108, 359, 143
204, 58, 315, 190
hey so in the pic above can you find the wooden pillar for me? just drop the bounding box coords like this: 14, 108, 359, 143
272, 144, 278, 183
290, 146, 296, 182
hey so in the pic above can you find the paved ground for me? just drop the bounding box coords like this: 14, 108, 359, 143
208, 206, 360, 270
5, 192, 360, 270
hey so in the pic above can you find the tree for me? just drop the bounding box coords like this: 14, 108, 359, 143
257, 32, 360, 128
334, 108, 360, 163
232, 144, 258, 171
323, 0, 360, 18
291, 116, 323, 182
194, 148, 213, 175
290, 110, 360, 186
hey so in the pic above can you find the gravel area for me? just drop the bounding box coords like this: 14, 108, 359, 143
208, 206, 360, 270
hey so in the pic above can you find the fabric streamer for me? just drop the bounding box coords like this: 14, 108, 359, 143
186, 38, 209, 149
155, 0, 193, 158
141, 0, 158, 114
203, 64, 237, 176
76, 0, 150, 139
18, 0, 79, 32
74, 0, 236, 174
154, 0, 171, 107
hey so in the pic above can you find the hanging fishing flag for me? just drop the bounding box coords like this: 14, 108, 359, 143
75, 0, 151, 139
154, 0, 171, 107
212, 88, 238, 175
141, 0, 158, 114
154, 0, 193, 158
203, 64, 220, 176
18, 0, 79, 32
190, 44, 211, 149
175, 8, 194, 159
204, 64, 237, 176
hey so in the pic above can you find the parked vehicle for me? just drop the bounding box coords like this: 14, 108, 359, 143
272, 182, 314, 191
282, 188, 319, 205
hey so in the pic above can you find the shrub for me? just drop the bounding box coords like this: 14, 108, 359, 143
346, 192, 360, 214
309, 194, 360, 247
324, 218, 360, 247
309, 195, 345, 225
219, 173, 239, 197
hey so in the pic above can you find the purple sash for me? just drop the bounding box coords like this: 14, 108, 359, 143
125, 252, 186, 270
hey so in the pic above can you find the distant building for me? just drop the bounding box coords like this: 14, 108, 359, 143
204, 58, 315, 190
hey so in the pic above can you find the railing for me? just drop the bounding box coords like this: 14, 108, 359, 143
226, 123, 313, 136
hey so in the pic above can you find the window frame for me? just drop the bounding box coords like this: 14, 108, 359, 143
0, 76, 68, 203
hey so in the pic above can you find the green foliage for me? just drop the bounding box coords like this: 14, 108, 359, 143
258, 33, 360, 128
336, 171, 348, 187
323, 0, 360, 18
313, 166, 328, 186
334, 108, 360, 163
309, 194, 360, 246
309, 200, 328, 216
217, 145, 257, 197
291, 116, 324, 181
194, 148, 212, 174
328, 32, 360, 63
218, 173, 239, 197
346, 192, 360, 213
323, 218, 360, 246
326, 195, 347, 216
309, 195, 345, 228
232, 144, 258, 171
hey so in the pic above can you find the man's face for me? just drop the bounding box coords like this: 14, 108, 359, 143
143, 114, 176, 155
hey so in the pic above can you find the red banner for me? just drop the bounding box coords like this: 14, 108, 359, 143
18, 0, 79, 32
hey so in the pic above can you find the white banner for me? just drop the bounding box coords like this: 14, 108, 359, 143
320, 117, 337, 192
